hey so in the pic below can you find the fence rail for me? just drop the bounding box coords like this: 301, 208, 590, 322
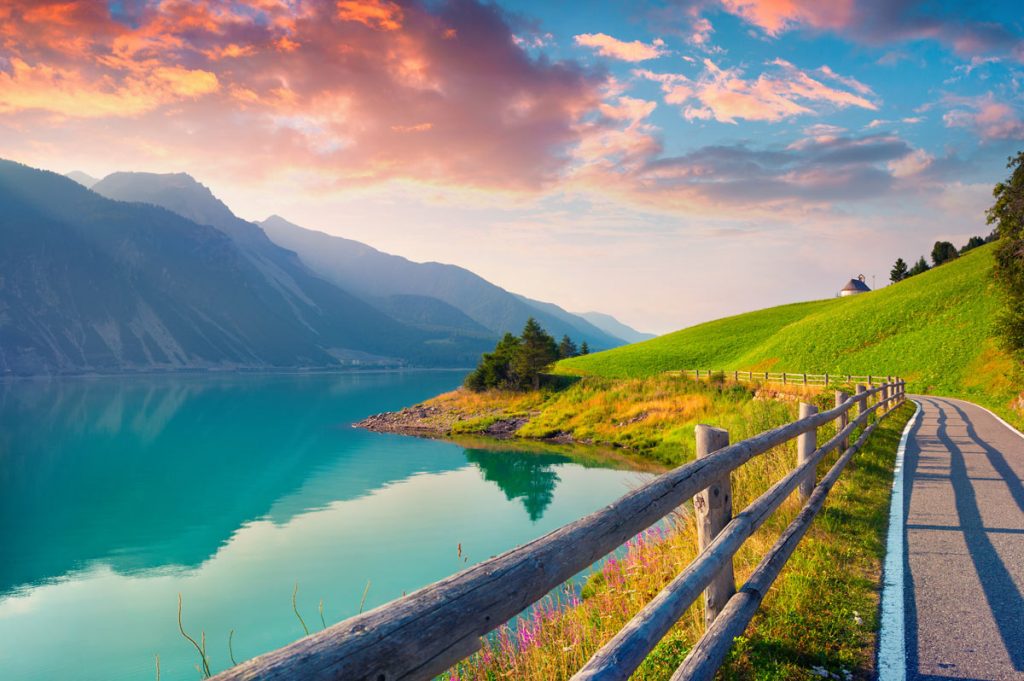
212, 377, 907, 681
675, 369, 901, 388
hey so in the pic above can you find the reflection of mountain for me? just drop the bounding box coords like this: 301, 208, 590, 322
0, 373, 464, 595
464, 449, 567, 521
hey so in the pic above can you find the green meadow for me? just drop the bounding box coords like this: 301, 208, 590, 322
559, 244, 1022, 426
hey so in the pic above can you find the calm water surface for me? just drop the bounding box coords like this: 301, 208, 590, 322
0, 372, 651, 680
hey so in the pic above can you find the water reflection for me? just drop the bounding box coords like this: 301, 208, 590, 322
0, 373, 653, 681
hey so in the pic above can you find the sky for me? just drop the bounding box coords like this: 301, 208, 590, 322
1, 1, 1023, 334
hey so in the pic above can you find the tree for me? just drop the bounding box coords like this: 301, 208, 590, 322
580, 341, 590, 355
908, 256, 930, 276
988, 150, 1024, 358
931, 241, 958, 266
514, 318, 559, 390
890, 257, 909, 283
464, 332, 520, 391
558, 334, 578, 359
960, 235, 986, 254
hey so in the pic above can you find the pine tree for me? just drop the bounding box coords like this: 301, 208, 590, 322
580, 341, 590, 355
512, 318, 559, 390
558, 334, 578, 359
890, 257, 908, 283
960, 236, 986, 254
908, 256, 930, 276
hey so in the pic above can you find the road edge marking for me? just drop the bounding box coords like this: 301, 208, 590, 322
878, 398, 921, 681
942, 396, 1024, 442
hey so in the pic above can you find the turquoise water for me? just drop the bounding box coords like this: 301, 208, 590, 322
0, 372, 651, 680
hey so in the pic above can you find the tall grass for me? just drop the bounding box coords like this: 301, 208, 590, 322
443, 401, 913, 680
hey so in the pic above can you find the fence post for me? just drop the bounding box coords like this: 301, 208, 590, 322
803, 373, 808, 386
734, 370, 738, 382
694, 425, 735, 626
782, 372, 787, 385
797, 403, 818, 500
836, 390, 850, 451
765, 371, 769, 382
856, 384, 867, 426
825, 373, 829, 387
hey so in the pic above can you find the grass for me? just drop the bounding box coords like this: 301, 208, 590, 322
558, 244, 1023, 427
443, 401, 915, 681
428, 375, 840, 467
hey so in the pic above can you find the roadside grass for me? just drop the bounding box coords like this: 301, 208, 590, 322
431, 375, 837, 467
558, 245, 1023, 428
443, 401, 914, 681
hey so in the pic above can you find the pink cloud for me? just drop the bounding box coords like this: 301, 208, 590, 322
710, 0, 1023, 62
943, 95, 1024, 141
0, 0, 606, 191
637, 58, 877, 124
574, 33, 668, 62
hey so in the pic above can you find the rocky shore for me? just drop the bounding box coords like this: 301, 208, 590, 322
355, 403, 533, 439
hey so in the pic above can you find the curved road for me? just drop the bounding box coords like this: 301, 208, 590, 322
902, 395, 1024, 680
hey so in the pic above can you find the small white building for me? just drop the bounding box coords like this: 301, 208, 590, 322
840, 275, 871, 297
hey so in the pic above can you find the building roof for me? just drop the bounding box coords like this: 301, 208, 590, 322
841, 277, 871, 292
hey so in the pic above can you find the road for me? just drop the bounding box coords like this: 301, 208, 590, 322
902, 395, 1024, 680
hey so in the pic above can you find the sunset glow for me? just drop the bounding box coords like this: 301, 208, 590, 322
2, 0, 1022, 332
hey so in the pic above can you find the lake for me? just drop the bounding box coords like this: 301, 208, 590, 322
0, 371, 653, 680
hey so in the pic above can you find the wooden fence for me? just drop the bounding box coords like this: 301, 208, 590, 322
679, 369, 901, 387
212, 378, 907, 681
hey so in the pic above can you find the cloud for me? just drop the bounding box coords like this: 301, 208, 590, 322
637, 58, 877, 124
574, 33, 668, 61
709, 0, 1024, 62
0, 0, 607, 191
943, 94, 1024, 141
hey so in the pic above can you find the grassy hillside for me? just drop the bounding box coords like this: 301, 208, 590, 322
559, 244, 1022, 423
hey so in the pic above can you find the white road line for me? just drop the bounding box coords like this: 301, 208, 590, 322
938, 395, 1024, 442
878, 399, 922, 681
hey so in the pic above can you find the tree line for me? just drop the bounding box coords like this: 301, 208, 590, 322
990, 151, 1024, 362
465, 318, 588, 391
889, 234, 995, 284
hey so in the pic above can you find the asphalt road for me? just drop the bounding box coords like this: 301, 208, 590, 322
903, 395, 1024, 680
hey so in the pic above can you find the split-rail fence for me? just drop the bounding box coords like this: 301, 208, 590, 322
212, 375, 907, 681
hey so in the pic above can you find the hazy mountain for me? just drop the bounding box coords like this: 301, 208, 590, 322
0, 160, 487, 375
577, 311, 656, 344
65, 171, 98, 188
260, 215, 626, 349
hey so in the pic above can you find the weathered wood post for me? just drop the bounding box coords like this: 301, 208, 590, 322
824, 373, 829, 387
803, 372, 808, 386
835, 390, 850, 451
782, 372, 787, 385
734, 370, 739, 382
694, 425, 735, 626
797, 403, 818, 500
765, 371, 769, 382
748, 371, 753, 381
856, 383, 867, 427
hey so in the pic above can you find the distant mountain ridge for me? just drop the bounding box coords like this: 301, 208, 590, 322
576, 311, 656, 344
259, 215, 626, 349
0, 160, 491, 374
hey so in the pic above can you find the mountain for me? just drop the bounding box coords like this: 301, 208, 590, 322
577, 311, 656, 344
559, 244, 1020, 418
259, 215, 626, 349
65, 171, 98, 188
90, 170, 493, 367
0, 160, 486, 375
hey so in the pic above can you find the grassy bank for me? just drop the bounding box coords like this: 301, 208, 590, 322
410, 375, 842, 467
558, 245, 1023, 427
444, 401, 915, 680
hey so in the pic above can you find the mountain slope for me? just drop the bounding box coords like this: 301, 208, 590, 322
259, 215, 625, 349
577, 311, 656, 343
65, 171, 98, 188
0, 160, 485, 374
559, 245, 1020, 415
91, 171, 492, 367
